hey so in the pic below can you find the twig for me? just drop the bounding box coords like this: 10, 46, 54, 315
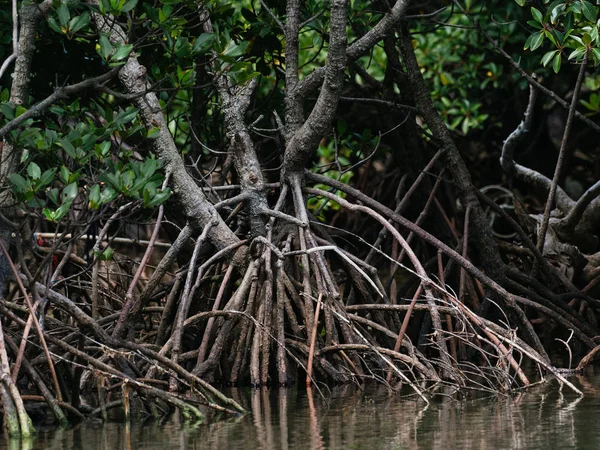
306, 292, 323, 386
0, 68, 120, 139
0, 0, 18, 79
536, 54, 588, 257
0, 241, 62, 402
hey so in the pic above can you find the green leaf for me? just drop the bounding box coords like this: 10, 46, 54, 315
95, 141, 111, 158
42, 208, 55, 222
14, 104, 26, 116
141, 158, 158, 178
541, 50, 558, 66
550, 3, 566, 23
45, 129, 58, 143
461, 118, 470, 135
98, 35, 113, 60
26, 197, 45, 208
8, 173, 29, 192
114, 108, 138, 125
60, 138, 77, 159
59, 166, 71, 184
569, 47, 587, 60
62, 182, 78, 201
112, 44, 133, 61
54, 201, 72, 221
100, 186, 117, 204
89, 184, 101, 209
565, 12, 574, 30
192, 33, 214, 55
121, 0, 138, 13
97, 247, 114, 261
552, 53, 562, 72
515, 0, 525, 6
145, 188, 171, 207
104, 172, 121, 190
592, 47, 600, 62
47, 188, 59, 205
582, 1, 597, 22
47, 16, 62, 33
570, 35, 585, 46
57, 3, 70, 27
222, 40, 249, 58
531, 7, 543, 24
69, 12, 90, 34
121, 170, 135, 189
544, 30, 557, 46
39, 168, 56, 187
0, 103, 15, 120
530, 31, 545, 51
143, 182, 157, 205
27, 162, 41, 180
147, 127, 160, 138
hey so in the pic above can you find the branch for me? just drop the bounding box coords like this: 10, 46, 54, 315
307, 171, 551, 359
0, 68, 120, 139
500, 85, 574, 213
201, 11, 269, 237
0, 0, 19, 80
560, 180, 600, 232
91, 11, 245, 263
537, 54, 588, 254
455, 0, 600, 135
284, 0, 303, 137
1, 0, 53, 181
282, 0, 348, 177
294, 0, 410, 98
397, 24, 505, 282
259, 0, 284, 31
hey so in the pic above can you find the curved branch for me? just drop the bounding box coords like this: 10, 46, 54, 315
0, 68, 120, 139
91, 12, 245, 263
295, 0, 410, 98
537, 54, 588, 254
397, 24, 505, 283
282, 0, 349, 177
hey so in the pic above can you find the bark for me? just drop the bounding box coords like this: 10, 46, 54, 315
91, 11, 246, 265
281, 0, 349, 179
294, 0, 410, 99
201, 11, 269, 238
0, 0, 53, 296
397, 26, 505, 282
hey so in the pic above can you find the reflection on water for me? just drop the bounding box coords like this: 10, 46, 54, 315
4, 370, 600, 450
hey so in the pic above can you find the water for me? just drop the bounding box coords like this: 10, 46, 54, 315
3, 370, 600, 450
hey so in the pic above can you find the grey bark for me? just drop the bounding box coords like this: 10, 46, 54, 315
294, 0, 410, 99
397, 26, 505, 282
201, 12, 269, 238
282, 0, 349, 179
91, 12, 246, 264
0, 0, 53, 296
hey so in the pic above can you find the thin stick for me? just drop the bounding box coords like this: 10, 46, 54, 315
196, 264, 234, 364
536, 53, 589, 258
306, 292, 323, 386
114, 190, 167, 337
0, 242, 62, 402
386, 284, 423, 383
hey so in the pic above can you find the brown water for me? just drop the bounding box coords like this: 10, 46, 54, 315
3, 371, 600, 450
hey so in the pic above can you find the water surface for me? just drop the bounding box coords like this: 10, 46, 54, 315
3, 370, 600, 450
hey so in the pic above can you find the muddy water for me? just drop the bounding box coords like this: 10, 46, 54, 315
3, 371, 600, 450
